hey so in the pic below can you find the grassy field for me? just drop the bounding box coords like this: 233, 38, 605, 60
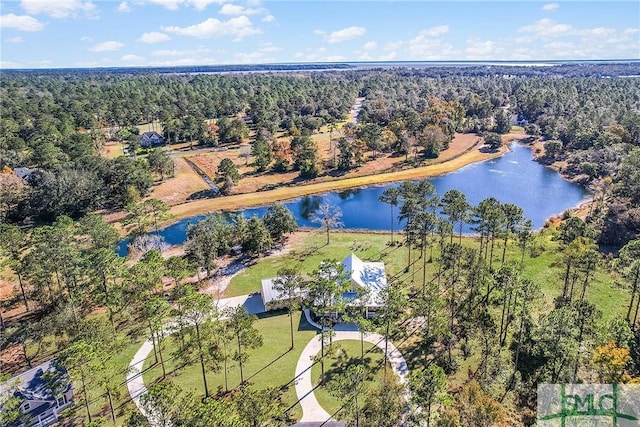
228, 229, 629, 322
141, 311, 318, 421
131, 130, 525, 229
310, 339, 386, 418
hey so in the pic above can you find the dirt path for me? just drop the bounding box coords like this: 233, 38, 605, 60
199, 232, 302, 297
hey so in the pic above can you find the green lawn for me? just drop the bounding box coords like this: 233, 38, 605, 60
226, 230, 410, 297
228, 229, 628, 323
310, 339, 387, 418
142, 311, 318, 421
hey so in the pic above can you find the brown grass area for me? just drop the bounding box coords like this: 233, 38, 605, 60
102, 142, 124, 159
148, 157, 211, 206
166, 130, 525, 223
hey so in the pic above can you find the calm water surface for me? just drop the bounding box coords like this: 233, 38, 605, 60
117, 142, 587, 255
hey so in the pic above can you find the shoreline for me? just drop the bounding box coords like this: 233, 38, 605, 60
123, 136, 516, 235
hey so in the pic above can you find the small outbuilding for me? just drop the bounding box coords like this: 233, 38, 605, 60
261, 277, 304, 311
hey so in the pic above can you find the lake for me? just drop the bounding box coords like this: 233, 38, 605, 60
117, 142, 588, 256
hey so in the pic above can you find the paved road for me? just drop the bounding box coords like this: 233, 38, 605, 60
294, 329, 409, 424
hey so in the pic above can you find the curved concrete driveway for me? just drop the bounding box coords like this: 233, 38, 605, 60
294, 331, 409, 423
126, 294, 265, 426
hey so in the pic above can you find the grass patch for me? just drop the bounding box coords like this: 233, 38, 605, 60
310, 339, 387, 417
226, 231, 408, 297
141, 311, 317, 421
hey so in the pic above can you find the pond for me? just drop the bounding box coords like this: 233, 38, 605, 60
117, 142, 588, 256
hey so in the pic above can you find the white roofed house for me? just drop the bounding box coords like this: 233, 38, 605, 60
340, 253, 388, 318
261, 277, 304, 311
260, 253, 387, 319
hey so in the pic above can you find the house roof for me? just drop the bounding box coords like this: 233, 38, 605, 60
261, 277, 302, 306
341, 253, 387, 307
140, 131, 163, 139
1, 359, 71, 403
14, 167, 38, 180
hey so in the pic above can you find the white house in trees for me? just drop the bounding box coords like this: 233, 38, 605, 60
0, 359, 74, 427
340, 253, 387, 317
261, 253, 387, 318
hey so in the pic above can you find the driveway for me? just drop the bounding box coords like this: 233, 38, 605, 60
126, 293, 266, 426
294, 328, 409, 424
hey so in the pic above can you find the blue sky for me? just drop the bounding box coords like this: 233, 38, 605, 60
0, 1, 638, 68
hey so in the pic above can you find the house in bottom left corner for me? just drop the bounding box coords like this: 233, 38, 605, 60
1, 359, 74, 427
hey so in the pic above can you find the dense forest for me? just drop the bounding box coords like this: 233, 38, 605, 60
1, 63, 640, 426
1, 63, 639, 243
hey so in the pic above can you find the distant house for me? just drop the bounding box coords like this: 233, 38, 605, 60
139, 131, 165, 148
0, 359, 74, 427
261, 277, 304, 311
13, 167, 38, 181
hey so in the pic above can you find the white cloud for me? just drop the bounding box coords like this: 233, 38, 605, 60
89, 41, 124, 52
7, 36, 24, 42
257, 42, 281, 53
363, 41, 377, 50
117, 1, 130, 12
419, 25, 449, 37
144, 0, 225, 10
326, 55, 346, 62
578, 27, 615, 38
189, 0, 223, 10
80, 36, 93, 41
0, 60, 24, 68
294, 47, 327, 61
152, 49, 185, 56
234, 51, 267, 63
121, 54, 145, 62
383, 41, 403, 51
624, 28, 639, 35
518, 19, 572, 37
138, 32, 171, 43
317, 26, 366, 43
162, 16, 261, 39
145, 0, 182, 10
407, 26, 455, 59
149, 57, 217, 66
219, 4, 260, 15
542, 3, 560, 11
262, 14, 274, 22
378, 52, 397, 61
21, 0, 97, 18
465, 38, 504, 59
0, 14, 45, 31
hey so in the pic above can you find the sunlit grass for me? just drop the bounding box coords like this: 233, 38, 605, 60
142, 311, 317, 421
